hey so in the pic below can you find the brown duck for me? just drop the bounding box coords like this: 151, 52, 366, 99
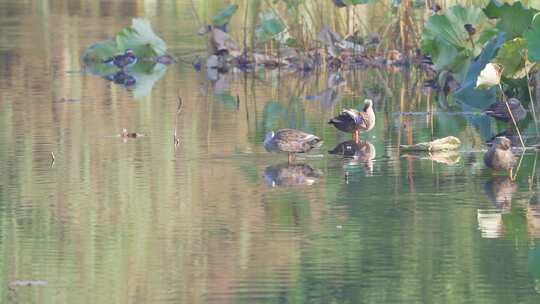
328, 99, 375, 143
484, 137, 517, 179
264, 129, 323, 163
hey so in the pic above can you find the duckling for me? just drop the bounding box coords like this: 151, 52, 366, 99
484, 137, 517, 179
104, 49, 137, 69
264, 129, 323, 163
120, 128, 143, 139
328, 99, 375, 143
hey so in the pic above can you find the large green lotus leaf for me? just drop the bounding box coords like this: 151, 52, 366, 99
483, 0, 538, 40
494, 38, 526, 78
80, 39, 119, 66
524, 14, 540, 62
81, 19, 167, 65
422, 5, 495, 76
255, 12, 287, 42
212, 4, 238, 26
116, 19, 167, 57
454, 33, 506, 109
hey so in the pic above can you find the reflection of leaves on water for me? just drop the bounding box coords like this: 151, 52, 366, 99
84, 62, 168, 98
214, 93, 237, 109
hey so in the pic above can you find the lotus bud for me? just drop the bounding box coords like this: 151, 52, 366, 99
476, 63, 503, 89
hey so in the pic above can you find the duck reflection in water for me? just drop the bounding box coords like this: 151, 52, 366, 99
477, 176, 516, 239
484, 176, 516, 212
328, 140, 376, 175
264, 163, 322, 187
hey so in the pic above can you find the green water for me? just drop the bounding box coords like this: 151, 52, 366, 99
2, 1, 540, 303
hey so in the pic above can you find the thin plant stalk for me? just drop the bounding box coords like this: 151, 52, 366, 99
499, 84, 526, 148
526, 67, 539, 140
512, 150, 525, 181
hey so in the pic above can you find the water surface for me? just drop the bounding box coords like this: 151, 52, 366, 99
2, 1, 540, 303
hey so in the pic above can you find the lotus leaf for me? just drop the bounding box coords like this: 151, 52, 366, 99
81, 19, 167, 65
453, 33, 506, 109
484, 0, 538, 40
494, 38, 527, 78
421, 5, 496, 77
212, 4, 238, 26
524, 14, 540, 62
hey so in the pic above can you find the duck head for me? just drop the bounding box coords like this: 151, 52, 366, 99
494, 136, 512, 150
363, 99, 373, 112
264, 131, 276, 151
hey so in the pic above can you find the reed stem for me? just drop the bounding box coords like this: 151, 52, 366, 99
499, 84, 525, 148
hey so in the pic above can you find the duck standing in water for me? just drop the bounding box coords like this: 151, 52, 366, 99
328, 99, 375, 143
104, 49, 137, 69
264, 129, 323, 163
484, 137, 517, 179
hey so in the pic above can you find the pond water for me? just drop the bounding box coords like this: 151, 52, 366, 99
2, 1, 540, 303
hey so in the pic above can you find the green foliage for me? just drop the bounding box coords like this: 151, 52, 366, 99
211, 4, 238, 26
454, 33, 506, 109
421, 5, 496, 78
524, 14, 540, 62
494, 38, 527, 78
483, 0, 538, 40
255, 11, 287, 42
81, 19, 167, 65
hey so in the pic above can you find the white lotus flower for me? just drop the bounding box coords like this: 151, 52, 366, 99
476, 63, 502, 89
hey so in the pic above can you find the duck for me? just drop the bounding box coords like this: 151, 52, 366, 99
104, 70, 136, 87
328, 99, 375, 143
264, 163, 322, 187
264, 129, 323, 163
485, 98, 527, 124
484, 137, 517, 179
120, 128, 143, 139
328, 140, 376, 174
104, 49, 137, 69
484, 176, 516, 212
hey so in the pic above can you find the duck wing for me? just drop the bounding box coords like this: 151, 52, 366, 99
485, 101, 527, 123
328, 109, 360, 133
274, 129, 322, 153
